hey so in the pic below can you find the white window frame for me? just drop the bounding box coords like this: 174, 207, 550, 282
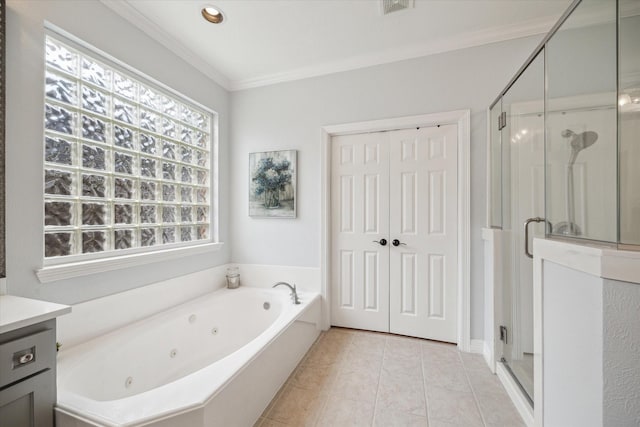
37, 25, 221, 284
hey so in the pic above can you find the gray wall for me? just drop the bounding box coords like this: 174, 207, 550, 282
229, 35, 543, 340
6, 0, 549, 341
5, 0, 230, 303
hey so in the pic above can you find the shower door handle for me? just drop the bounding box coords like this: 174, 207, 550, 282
524, 217, 552, 259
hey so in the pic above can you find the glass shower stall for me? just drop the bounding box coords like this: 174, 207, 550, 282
487, 0, 640, 407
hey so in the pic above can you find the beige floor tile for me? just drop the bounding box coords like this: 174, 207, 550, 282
377, 370, 427, 417
476, 396, 527, 427
373, 407, 429, 427
331, 364, 380, 403
343, 343, 385, 372
265, 384, 326, 426
423, 358, 471, 393
303, 341, 348, 368
427, 419, 470, 427
422, 342, 461, 365
261, 382, 289, 418
386, 336, 422, 359
471, 381, 526, 427
459, 352, 489, 372
255, 418, 288, 427
382, 355, 422, 376
465, 365, 505, 394
351, 331, 387, 353
426, 384, 484, 427
289, 363, 339, 392
260, 328, 526, 427
383, 338, 422, 375
323, 327, 355, 343
316, 395, 375, 427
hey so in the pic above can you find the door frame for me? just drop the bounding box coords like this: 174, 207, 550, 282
320, 110, 472, 351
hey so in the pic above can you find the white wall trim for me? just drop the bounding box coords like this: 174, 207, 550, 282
101, 0, 557, 92
483, 340, 495, 373
482, 227, 502, 374
320, 109, 471, 349
36, 243, 223, 284
497, 362, 534, 427
230, 16, 556, 91
320, 134, 332, 330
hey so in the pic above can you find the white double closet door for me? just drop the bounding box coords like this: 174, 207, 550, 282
331, 125, 458, 342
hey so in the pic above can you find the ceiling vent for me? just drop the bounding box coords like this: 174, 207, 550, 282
380, 0, 414, 15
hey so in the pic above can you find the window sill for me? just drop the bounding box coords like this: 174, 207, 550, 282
36, 242, 224, 284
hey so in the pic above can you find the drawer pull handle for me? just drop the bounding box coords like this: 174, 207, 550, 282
19, 353, 34, 364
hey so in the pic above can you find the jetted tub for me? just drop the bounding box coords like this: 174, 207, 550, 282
55, 286, 321, 427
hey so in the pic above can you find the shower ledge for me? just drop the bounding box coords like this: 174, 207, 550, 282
533, 238, 640, 285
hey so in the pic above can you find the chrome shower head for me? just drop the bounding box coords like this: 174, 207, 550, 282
562, 129, 598, 165
570, 131, 598, 152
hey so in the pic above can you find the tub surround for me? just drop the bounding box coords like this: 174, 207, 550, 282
0, 295, 70, 334
236, 264, 321, 293
56, 286, 322, 427
56, 263, 321, 348
56, 265, 228, 348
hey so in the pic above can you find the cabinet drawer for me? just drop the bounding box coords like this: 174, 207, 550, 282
0, 329, 55, 389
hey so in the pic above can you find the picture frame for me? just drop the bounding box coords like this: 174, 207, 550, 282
249, 150, 297, 218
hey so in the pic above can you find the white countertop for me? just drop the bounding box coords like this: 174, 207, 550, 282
0, 295, 71, 334
533, 237, 640, 284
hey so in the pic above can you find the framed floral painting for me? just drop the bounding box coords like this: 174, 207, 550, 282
249, 150, 297, 218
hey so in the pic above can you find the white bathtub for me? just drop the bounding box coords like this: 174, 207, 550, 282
55, 286, 321, 427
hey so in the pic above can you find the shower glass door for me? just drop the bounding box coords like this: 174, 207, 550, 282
545, 0, 617, 243
500, 51, 545, 404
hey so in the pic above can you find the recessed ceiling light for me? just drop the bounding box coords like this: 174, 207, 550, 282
202, 5, 224, 24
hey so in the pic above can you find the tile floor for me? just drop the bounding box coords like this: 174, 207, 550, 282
255, 327, 526, 427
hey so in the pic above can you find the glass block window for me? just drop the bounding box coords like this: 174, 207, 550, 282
43, 35, 213, 259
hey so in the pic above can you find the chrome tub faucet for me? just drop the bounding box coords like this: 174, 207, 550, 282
273, 282, 300, 304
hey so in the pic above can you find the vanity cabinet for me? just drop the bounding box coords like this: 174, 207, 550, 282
0, 319, 57, 427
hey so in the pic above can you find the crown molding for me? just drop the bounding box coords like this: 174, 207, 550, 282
229, 14, 557, 91
99, 0, 231, 91
230, 15, 556, 91
101, 0, 562, 92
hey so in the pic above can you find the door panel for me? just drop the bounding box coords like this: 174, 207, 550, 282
331, 125, 458, 342
389, 126, 458, 342
331, 132, 390, 332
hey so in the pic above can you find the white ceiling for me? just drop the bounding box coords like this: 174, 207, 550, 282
102, 0, 573, 91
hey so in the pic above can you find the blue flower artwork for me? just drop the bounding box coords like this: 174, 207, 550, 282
249, 150, 296, 218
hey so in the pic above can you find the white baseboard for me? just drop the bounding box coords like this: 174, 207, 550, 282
469, 339, 484, 354
483, 341, 495, 374
496, 362, 534, 427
